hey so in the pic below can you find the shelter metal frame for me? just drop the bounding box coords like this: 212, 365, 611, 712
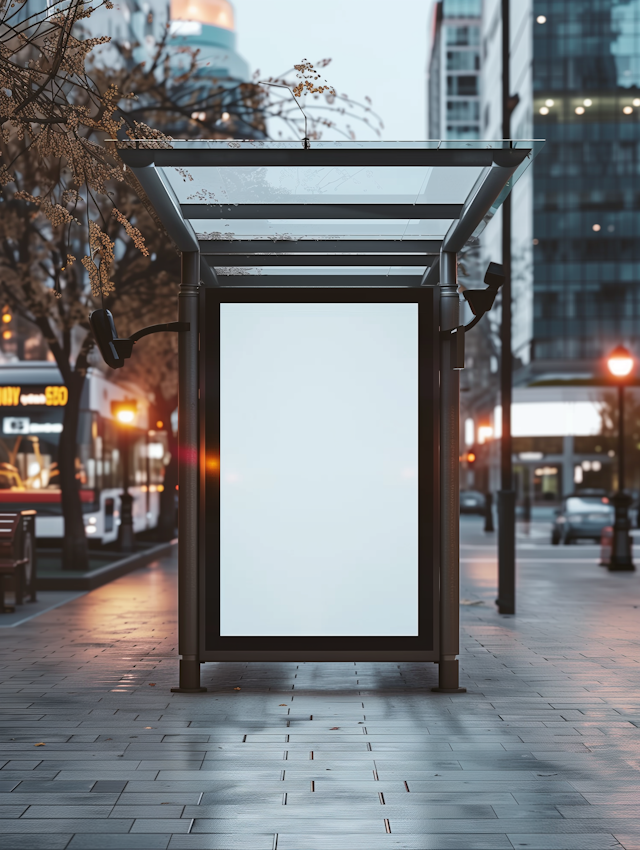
118, 139, 540, 692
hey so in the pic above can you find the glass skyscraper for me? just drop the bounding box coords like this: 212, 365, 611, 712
532, 0, 640, 369
459, 0, 640, 500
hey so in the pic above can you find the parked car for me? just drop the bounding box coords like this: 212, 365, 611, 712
460, 490, 486, 516
551, 494, 614, 544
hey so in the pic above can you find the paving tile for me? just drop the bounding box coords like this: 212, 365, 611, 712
110, 805, 186, 818
275, 838, 513, 849
0, 837, 73, 849
167, 838, 275, 849
92, 780, 129, 793
21, 805, 114, 818
131, 819, 193, 833
11, 780, 96, 793
0, 804, 28, 817
66, 837, 171, 850
505, 836, 622, 849
0, 818, 133, 832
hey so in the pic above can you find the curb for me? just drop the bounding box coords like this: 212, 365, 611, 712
36, 540, 177, 591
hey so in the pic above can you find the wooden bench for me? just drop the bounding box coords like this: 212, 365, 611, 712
0, 511, 36, 614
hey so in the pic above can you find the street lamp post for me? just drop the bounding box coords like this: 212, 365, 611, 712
606, 346, 635, 571
112, 399, 138, 553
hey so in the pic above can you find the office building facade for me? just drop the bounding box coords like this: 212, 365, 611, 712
465, 0, 640, 500
428, 0, 483, 140
482, 0, 640, 379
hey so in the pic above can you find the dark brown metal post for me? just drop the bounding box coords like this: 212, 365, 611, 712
619, 384, 624, 494
497, 0, 516, 615
172, 251, 207, 692
118, 428, 134, 553
433, 251, 466, 693
609, 383, 635, 571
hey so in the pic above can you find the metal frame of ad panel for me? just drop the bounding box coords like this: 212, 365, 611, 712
198, 285, 440, 662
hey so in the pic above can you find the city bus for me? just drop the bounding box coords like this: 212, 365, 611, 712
0, 362, 168, 542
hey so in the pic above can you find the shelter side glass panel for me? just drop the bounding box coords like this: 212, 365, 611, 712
200, 288, 437, 659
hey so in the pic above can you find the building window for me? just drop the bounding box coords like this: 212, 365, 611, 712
447, 75, 479, 96
446, 51, 480, 71
446, 125, 480, 140
445, 25, 480, 46
442, 0, 482, 17
447, 100, 480, 121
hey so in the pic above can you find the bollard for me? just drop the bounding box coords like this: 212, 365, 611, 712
484, 491, 495, 532
522, 492, 531, 524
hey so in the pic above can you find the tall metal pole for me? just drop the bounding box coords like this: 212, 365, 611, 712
119, 427, 134, 553
172, 251, 206, 692
609, 382, 634, 570
433, 250, 466, 693
497, 0, 516, 615
619, 384, 624, 493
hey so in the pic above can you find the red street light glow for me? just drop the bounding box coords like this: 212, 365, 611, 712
607, 346, 634, 377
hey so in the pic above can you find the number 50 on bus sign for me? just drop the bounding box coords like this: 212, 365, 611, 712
45, 385, 68, 406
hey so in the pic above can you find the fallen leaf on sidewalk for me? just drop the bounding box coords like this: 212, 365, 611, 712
233, 687, 241, 690
34, 743, 45, 746
149, 683, 156, 686
279, 704, 287, 706
329, 727, 339, 730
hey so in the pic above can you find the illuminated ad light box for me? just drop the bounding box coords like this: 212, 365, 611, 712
199, 288, 439, 661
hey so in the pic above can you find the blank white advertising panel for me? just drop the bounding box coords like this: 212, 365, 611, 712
219, 302, 419, 637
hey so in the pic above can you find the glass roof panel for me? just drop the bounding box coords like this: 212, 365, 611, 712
211, 266, 428, 276
164, 165, 485, 206
193, 220, 455, 241
116, 140, 544, 267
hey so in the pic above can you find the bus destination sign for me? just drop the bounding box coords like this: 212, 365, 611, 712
0, 386, 69, 407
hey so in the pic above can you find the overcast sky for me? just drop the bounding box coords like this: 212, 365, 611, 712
232, 0, 434, 141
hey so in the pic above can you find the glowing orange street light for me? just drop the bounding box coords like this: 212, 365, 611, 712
110, 399, 138, 552
607, 345, 634, 378
111, 399, 138, 425
477, 425, 493, 445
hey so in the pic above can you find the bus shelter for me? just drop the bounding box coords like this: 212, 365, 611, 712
117, 140, 541, 693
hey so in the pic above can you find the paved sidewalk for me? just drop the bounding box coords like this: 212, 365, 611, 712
0, 521, 639, 849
